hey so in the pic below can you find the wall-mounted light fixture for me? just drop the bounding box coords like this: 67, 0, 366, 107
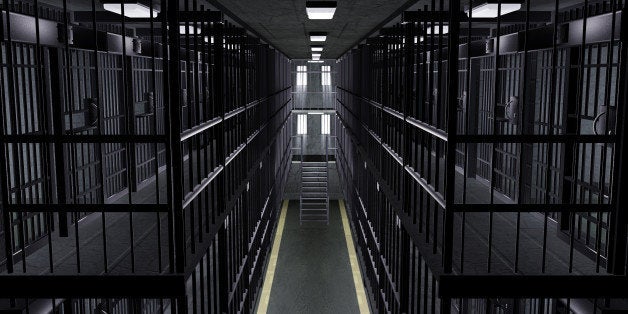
132, 37, 142, 53
311, 46, 324, 52
179, 25, 200, 35
310, 32, 327, 42
102, 1, 159, 18
426, 25, 449, 34
465, 0, 521, 18
306, 1, 337, 20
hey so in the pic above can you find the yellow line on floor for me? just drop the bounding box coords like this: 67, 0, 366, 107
257, 200, 289, 314
339, 199, 371, 314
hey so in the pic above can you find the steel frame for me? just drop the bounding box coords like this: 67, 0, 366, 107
336, 0, 628, 313
0, 0, 292, 313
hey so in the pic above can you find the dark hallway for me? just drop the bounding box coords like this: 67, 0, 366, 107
1, 0, 628, 313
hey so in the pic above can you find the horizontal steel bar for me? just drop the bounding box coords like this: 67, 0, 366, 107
0, 275, 186, 298
182, 166, 223, 209
0, 134, 167, 143
225, 143, 246, 167
439, 275, 628, 298
456, 134, 616, 143
3, 203, 170, 213
451, 203, 614, 213
406, 116, 449, 142
224, 105, 246, 120
180, 116, 222, 142
405, 165, 447, 209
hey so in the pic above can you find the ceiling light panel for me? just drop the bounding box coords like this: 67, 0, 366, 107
309, 32, 327, 42
311, 46, 324, 52
306, 1, 337, 20
465, 2, 522, 18
103, 2, 159, 18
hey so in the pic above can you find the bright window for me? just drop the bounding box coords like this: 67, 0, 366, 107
321, 114, 330, 134
297, 65, 307, 86
321, 65, 331, 86
297, 114, 307, 134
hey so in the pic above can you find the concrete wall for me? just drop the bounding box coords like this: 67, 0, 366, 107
292, 59, 336, 109
291, 113, 337, 155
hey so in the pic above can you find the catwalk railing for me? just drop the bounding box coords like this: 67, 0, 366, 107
336, 0, 628, 313
0, 0, 292, 313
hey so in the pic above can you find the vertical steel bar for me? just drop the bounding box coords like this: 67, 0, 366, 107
514, 0, 532, 273
444, 0, 460, 286
166, 0, 185, 274
90, 0, 108, 274
487, 0, 503, 274
607, 0, 628, 275
0, 0, 15, 274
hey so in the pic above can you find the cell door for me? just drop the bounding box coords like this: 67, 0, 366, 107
0, 41, 52, 263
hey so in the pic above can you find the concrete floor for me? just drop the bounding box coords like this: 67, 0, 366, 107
266, 200, 360, 314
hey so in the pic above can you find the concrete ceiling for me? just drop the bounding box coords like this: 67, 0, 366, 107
210, 0, 416, 59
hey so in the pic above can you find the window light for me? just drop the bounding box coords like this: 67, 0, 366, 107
103, 1, 159, 18
465, 1, 522, 18
310, 32, 327, 42
297, 114, 308, 135
297, 65, 308, 86
321, 65, 331, 86
321, 114, 331, 134
306, 1, 337, 20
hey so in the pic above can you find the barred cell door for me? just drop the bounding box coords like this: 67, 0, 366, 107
46, 47, 129, 233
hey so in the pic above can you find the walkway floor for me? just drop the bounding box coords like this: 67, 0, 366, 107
263, 200, 364, 314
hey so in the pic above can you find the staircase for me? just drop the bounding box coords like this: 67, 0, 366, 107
300, 160, 329, 224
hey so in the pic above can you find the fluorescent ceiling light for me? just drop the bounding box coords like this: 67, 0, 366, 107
307, 112, 324, 115
310, 32, 327, 42
179, 25, 200, 35
308, 60, 324, 63
312, 56, 321, 60
311, 46, 324, 52
103, 2, 159, 18
312, 53, 322, 57
426, 25, 449, 34
306, 1, 337, 19
465, 2, 522, 18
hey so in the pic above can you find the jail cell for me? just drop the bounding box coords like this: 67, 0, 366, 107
337, 0, 627, 312
130, 55, 166, 189
0, 41, 51, 261
472, 53, 523, 200
524, 48, 568, 207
